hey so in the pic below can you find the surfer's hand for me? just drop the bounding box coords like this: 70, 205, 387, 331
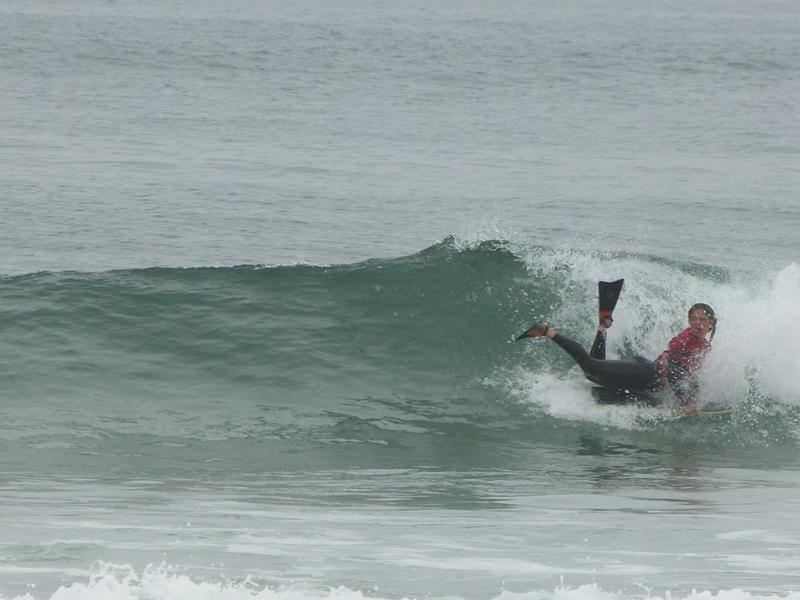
681, 404, 699, 416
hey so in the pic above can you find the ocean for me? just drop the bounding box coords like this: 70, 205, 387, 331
1, 0, 800, 598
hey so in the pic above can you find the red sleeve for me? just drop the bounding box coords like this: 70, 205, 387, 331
667, 328, 692, 352
665, 328, 709, 371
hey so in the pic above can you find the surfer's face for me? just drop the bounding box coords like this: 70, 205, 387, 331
688, 309, 712, 338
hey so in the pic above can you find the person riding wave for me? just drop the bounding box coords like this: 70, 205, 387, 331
517, 303, 717, 415
655, 304, 715, 412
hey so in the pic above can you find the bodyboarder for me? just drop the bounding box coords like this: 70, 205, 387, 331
516, 281, 717, 415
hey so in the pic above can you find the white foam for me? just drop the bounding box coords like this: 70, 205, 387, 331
7, 565, 800, 600
497, 365, 665, 431
496, 584, 800, 600
703, 263, 800, 404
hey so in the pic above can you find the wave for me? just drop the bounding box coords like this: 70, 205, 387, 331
2, 239, 799, 445
8, 563, 800, 600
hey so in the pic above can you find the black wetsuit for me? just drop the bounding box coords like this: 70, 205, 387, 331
553, 331, 705, 405
553, 331, 660, 399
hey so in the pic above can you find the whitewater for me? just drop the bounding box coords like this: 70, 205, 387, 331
2, 0, 800, 599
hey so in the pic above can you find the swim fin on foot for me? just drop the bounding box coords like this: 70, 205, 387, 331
598, 279, 624, 327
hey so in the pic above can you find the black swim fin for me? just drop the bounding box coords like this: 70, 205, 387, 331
598, 279, 624, 326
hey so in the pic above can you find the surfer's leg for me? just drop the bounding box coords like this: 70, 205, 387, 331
521, 325, 653, 392
593, 279, 620, 360
665, 360, 699, 405
595, 357, 659, 393
551, 331, 658, 392
550, 333, 602, 384
589, 330, 606, 360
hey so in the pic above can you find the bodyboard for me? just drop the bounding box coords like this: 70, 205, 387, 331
592, 388, 732, 418
670, 407, 732, 419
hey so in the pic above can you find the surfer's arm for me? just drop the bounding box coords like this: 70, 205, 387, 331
665, 359, 700, 407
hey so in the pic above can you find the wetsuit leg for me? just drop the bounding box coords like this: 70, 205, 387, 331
589, 331, 606, 360
550, 333, 599, 382
551, 333, 659, 392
